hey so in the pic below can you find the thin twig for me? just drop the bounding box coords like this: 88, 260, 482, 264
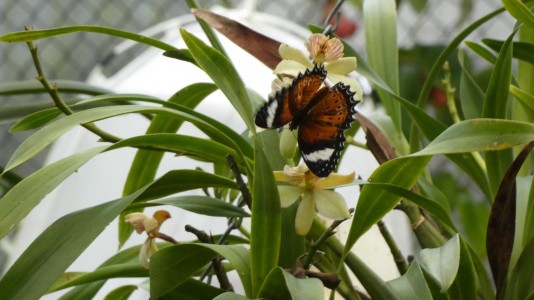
322, 0, 345, 35
302, 209, 353, 269
25, 31, 122, 143
376, 220, 408, 274
185, 225, 234, 291
226, 154, 252, 209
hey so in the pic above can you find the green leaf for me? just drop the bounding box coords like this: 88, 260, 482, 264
0, 25, 175, 51
180, 29, 255, 132
0, 180, 153, 299
465, 41, 498, 64
159, 278, 225, 300
103, 285, 137, 300
150, 244, 251, 299
134, 169, 239, 201
0, 79, 112, 96
9, 108, 62, 132
213, 292, 250, 300
151, 195, 249, 217
345, 155, 431, 252
483, 39, 534, 65
387, 262, 433, 300
415, 119, 534, 156
250, 140, 282, 296
505, 236, 534, 299
502, 0, 534, 28
364, 0, 401, 130
458, 49, 485, 119
483, 30, 515, 196
0, 146, 107, 240
446, 237, 480, 300
258, 267, 324, 300
49, 264, 146, 292
118, 83, 217, 247
420, 234, 460, 292
511, 85, 534, 115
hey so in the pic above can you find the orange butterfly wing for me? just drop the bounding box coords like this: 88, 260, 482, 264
298, 82, 357, 177
255, 65, 326, 129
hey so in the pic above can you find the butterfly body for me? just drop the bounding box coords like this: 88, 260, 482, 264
255, 64, 358, 177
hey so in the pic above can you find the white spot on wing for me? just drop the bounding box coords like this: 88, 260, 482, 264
302, 148, 335, 162
265, 100, 278, 128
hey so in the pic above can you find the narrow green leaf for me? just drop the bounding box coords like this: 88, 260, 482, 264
0, 180, 153, 300
447, 237, 479, 300
502, 0, 534, 28
511, 85, 534, 115
258, 267, 324, 300
420, 234, 460, 292
49, 264, 146, 292
159, 278, 225, 300
415, 119, 534, 156
483, 30, 515, 196
345, 155, 431, 252
151, 195, 249, 217
458, 49, 485, 119
465, 41, 498, 64
483, 39, 534, 65
387, 262, 433, 300
9, 108, 62, 132
213, 292, 250, 300
150, 244, 251, 299
364, 0, 401, 130
103, 285, 137, 300
180, 29, 255, 132
134, 169, 239, 201
0, 25, 175, 51
0, 146, 107, 240
250, 140, 281, 296
0, 79, 112, 96
504, 237, 534, 299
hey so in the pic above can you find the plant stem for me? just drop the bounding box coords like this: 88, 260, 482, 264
26, 37, 122, 143
226, 154, 252, 209
377, 220, 408, 274
398, 200, 446, 248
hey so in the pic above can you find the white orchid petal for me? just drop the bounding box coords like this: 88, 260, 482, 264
124, 212, 148, 234
325, 57, 357, 74
328, 74, 364, 101
314, 190, 351, 220
274, 60, 309, 77
295, 192, 316, 235
279, 44, 314, 67
278, 186, 301, 207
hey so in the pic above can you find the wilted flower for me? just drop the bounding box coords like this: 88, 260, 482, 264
273, 33, 363, 100
274, 164, 353, 235
125, 210, 171, 268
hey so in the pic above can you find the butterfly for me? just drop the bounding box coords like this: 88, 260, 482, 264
255, 64, 359, 177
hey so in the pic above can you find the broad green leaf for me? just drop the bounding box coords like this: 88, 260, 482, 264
0, 25, 175, 51
151, 195, 249, 217
483, 39, 534, 65
250, 140, 281, 296
150, 243, 251, 299
345, 155, 431, 252
258, 267, 323, 300
420, 234, 460, 292
502, 0, 534, 28
103, 285, 137, 300
458, 49, 485, 119
0, 180, 154, 300
387, 262, 433, 300
364, 0, 401, 130
415, 119, 534, 156
446, 237, 478, 300
180, 29, 255, 132
0, 146, 107, 240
